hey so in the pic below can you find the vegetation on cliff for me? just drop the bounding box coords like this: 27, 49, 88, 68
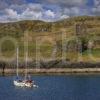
0, 16, 99, 65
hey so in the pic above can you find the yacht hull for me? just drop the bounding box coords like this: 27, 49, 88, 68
14, 80, 25, 87
13, 80, 37, 88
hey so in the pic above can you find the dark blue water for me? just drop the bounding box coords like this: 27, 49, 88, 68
0, 75, 100, 100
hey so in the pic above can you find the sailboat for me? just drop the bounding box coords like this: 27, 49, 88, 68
13, 48, 38, 88
13, 48, 25, 87
23, 51, 37, 88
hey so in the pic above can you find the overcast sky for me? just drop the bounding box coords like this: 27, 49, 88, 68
0, 0, 99, 22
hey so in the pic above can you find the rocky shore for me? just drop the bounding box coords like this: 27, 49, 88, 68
1, 68, 100, 76
0, 60, 100, 75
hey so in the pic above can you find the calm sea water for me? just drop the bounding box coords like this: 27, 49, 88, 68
0, 75, 100, 100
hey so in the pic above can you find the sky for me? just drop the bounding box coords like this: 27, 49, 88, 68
0, 0, 99, 22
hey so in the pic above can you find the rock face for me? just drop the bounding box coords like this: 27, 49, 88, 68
0, 16, 99, 63
38, 61, 100, 68
0, 60, 100, 69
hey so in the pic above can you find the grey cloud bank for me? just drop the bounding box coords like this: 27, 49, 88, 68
0, 0, 99, 22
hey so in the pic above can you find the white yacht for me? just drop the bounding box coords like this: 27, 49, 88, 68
13, 48, 38, 88
13, 48, 25, 87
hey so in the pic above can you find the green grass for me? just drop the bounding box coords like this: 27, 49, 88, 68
0, 16, 99, 62
83, 49, 100, 57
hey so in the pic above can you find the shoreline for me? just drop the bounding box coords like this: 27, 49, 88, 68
1, 68, 100, 76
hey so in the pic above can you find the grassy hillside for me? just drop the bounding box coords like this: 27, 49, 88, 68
0, 16, 100, 62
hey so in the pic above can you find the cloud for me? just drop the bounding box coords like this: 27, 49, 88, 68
0, 1, 8, 9
92, 7, 100, 15
20, 3, 43, 20
1, 3, 58, 22
42, 0, 87, 7
9, 0, 26, 5
60, 15, 69, 19
91, 0, 100, 15
28, 3, 43, 12
45, 10, 55, 18
0, 2, 91, 22
3, 3, 43, 22
0, 0, 26, 10
62, 7, 88, 17
70, 7, 80, 16
0, 0, 99, 22
21, 8, 42, 20
94, 0, 100, 6
5, 8, 18, 17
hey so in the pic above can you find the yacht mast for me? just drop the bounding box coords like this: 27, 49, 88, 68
24, 31, 28, 80
25, 51, 28, 80
16, 48, 19, 77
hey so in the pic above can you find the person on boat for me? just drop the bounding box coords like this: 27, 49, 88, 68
16, 76, 23, 82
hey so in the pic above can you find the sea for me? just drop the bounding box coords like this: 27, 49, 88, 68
0, 75, 100, 100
